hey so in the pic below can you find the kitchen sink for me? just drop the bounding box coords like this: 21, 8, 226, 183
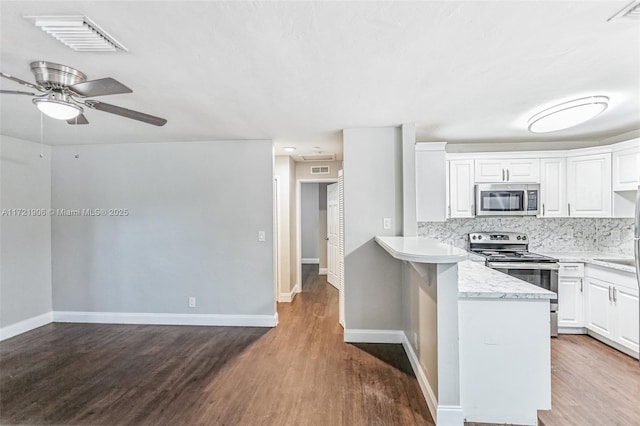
594, 258, 636, 267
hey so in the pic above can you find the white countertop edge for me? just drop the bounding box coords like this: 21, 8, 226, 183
375, 236, 468, 264
537, 251, 636, 274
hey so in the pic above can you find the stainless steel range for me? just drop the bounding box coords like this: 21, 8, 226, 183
467, 232, 559, 336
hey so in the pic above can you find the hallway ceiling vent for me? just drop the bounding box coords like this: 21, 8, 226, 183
25, 15, 128, 52
299, 153, 335, 161
310, 166, 330, 175
608, 0, 640, 21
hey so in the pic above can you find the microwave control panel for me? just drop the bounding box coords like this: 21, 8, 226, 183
527, 190, 538, 211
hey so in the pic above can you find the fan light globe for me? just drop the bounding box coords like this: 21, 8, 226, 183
527, 96, 609, 133
33, 98, 83, 120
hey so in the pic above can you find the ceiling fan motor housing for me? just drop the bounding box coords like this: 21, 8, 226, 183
30, 61, 86, 90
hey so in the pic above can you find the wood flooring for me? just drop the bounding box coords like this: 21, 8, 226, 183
0, 265, 433, 425
2, 267, 639, 425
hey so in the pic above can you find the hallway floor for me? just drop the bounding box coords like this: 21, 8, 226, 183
0, 265, 432, 425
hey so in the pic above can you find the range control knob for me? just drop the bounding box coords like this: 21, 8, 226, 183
522, 236, 527, 240
472, 235, 477, 240
517, 236, 521, 240
478, 235, 482, 240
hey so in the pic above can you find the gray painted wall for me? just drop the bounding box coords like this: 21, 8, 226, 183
51, 140, 275, 316
301, 183, 320, 260
0, 136, 52, 327
343, 127, 403, 330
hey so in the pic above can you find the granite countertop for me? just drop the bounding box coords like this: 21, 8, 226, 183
537, 251, 636, 274
375, 236, 468, 264
458, 260, 556, 300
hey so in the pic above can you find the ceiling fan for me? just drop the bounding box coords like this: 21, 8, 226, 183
0, 61, 167, 126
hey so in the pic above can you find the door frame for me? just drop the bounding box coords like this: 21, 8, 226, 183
296, 178, 338, 293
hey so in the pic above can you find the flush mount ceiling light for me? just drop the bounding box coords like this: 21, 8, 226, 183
33, 95, 83, 120
283, 147, 296, 152
527, 96, 609, 133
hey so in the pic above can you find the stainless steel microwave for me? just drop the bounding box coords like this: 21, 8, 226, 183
475, 184, 540, 216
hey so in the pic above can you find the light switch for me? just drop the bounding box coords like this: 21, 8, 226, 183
383, 218, 391, 230
258, 231, 266, 242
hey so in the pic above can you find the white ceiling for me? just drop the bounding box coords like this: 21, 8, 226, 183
1, 1, 639, 160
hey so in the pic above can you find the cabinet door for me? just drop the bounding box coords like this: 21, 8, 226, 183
540, 158, 567, 217
613, 285, 639, 353
505, 159, 540, 183
449, 160, 475, 218
612, 147, 640, 191
474, 159, 505, 182
558, 277, 583, 328
585, 277, 614, 338
566, 153, 612, 217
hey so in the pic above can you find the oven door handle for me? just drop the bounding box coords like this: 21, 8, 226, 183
488, 262, 559, 270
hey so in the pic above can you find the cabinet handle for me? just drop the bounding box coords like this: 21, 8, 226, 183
579, 279, 583, 293
448, 206, 451, 217
542, 204, 545, 217
613, 287, 617, 303
506, 169, 510, 181
568, 203, 571, 217
502, 169, 506, 181
608, 286, 612, 302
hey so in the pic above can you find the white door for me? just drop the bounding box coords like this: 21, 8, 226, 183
449, 160, 475, 218
327, 183, 339, 288
566, 153, 612, 217
540, 158, 567, 217
585, 277, 614, 339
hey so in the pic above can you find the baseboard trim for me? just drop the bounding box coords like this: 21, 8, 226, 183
343, 329, 403, 344
401, 332, 438, 422
279, 283, 301, 303
588, 329, 639, 359
52, 311, 278, 327
0, 312, 53, 341
436, 405, 465, 425
318, 268, 328, 275
301, 258, 320, 264
558, 326, 588, 335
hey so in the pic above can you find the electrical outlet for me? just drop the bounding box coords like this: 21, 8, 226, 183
383, 218, 391, 230
258, 231, 266, 242
188, 297, 196, 308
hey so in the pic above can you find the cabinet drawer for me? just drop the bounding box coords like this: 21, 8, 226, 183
559, 263, 584, 277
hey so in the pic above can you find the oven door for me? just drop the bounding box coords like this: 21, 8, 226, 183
487, 262, 558, 308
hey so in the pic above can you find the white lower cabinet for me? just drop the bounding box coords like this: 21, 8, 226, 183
557, 263, 584, 330
585, 265, 639, 358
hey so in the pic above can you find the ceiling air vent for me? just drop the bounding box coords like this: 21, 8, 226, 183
298, 153, 335, 162
311, 166, 331, 175
25, 15, 128, 52
608, 0, 640, 21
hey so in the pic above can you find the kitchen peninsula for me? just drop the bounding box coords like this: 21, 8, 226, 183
375, 236, 555, 426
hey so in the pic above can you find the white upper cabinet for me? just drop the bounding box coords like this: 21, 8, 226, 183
566, 153, 612, 217
474, 158, 540, 183
540, 158, 567, 217
612, 145, 640, 191
415, 143, 447, 222
448, 159, 475, 218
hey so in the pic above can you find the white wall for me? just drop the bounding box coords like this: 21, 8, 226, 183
301, 183, 320, 262
0, 136, 52, 333
343, 127, 403, 330
51, 140, 275, 317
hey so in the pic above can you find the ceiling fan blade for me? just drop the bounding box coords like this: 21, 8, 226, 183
0, 89, 36, 96
85, 100, 167, 126
67, 114, 89, 125
68, 78, 132, 97
1, 72, 42, 91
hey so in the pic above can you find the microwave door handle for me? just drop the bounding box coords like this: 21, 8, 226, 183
524, 190, 529, 213
488, 262, 560, 270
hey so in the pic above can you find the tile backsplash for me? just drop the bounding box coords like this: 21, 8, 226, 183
418, 217, 635, 256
